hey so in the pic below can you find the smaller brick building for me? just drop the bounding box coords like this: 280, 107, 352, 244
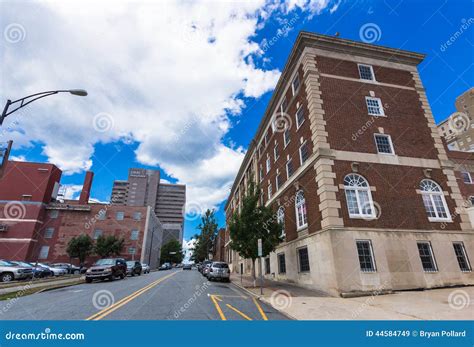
0, 161, 163, 268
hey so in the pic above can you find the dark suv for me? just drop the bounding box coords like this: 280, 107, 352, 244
126, 261, 142, 276
85, 258, 127, 283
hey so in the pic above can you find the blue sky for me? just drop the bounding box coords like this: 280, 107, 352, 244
2, 0, 473, 242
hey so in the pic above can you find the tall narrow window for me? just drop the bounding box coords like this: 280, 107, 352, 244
343, 174, 375, 219
295, 191, 308, 229
417, 241, 438, 272
277, 253, 286, 274
356, 240, 376, 272
286, 158, 294, 178
265, 258, 271, 274
266, 157, 271, 173
461, 171, 472, 184
276, 173, 282, 191
116, 211, 125, 221
374, 134, 394, 154
259, 165, 263, 182
453, 242, 471, 272
358, 64, 375, 81
292, 74, 300, 95
299, 141, 309, 165
296, 106, 305, 129
284, 128, 290, 147
268, 183, 272, 199
419, 179, 451, 222
49, 210, 59, 219
93, 229, 103, 240
280, 96, 288, 113
44, 227, 54, 239
277, 206, 285, 238
131, 229, 139, 241
297, 247, 310, 272
365, 97, 385, 116
39, 246, 50, 259
274, 144, 279, 161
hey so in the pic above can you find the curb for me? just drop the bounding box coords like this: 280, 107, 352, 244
230, 280, 297, 321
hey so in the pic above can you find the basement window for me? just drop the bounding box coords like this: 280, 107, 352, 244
356, 240, 376, 272
417, 241, 438, 272
453, 242, 471, 272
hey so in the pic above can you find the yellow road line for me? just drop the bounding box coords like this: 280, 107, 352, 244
86, 272, 178, 321
253, 297, 268, 321
226, 304, 252, 321
210, 294, 226, 321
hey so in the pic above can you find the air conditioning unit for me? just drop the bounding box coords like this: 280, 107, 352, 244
0, 225, 8, 232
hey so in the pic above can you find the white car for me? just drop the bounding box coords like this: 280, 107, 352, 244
38, 263, 67, 276
141, 263, 150, 274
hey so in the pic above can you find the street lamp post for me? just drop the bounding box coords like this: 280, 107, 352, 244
0, 89, 88, 126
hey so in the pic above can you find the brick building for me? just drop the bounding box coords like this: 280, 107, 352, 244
224, 32, 474, 296
111, 168, 186, 245
212, 228, 226, 262
0, 161, 163, 268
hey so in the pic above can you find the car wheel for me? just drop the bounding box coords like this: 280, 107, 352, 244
120, 273, 125, 280
1, 272, 14, 282
86, 278, 93, 283
138, 271, 141, 276
73, 270, 80, 275
109, 274, 115, 281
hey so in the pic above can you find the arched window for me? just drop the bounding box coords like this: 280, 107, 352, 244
343, 174, 375, 219
277, 206, 285, 238
420, 179, 451, 221
295, 191, 308, 229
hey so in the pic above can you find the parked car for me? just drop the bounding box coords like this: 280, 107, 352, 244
141, 263, 150, 274
202, 263, 212, 277
51, 263, 82, 275
199, 260, 212, 274
9, 261, 51, 278
85, 258, 127, 283
207, 262, 230, 282
126, 261, 142, 276
37, 263, 67, 276
159, 263, 172, 271
183, 264, 192, 270
0, 260, 34, 282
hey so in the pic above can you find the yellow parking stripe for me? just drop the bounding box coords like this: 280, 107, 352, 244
253, 297, 268, 321
86, 272, 178, 321
226, 304, 252, 321
210, 294, 226, 321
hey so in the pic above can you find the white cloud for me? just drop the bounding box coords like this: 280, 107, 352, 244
9, 155, 26, 162
1, 0, 339, 213
183, 238, 197, 263
61, 184, 83, 200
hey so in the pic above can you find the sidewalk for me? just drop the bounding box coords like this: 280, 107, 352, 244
0, 276, 84, 296
230, 273, 474, 320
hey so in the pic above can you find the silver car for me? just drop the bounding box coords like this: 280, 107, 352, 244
0, 260, 34, 282
206, 262, 230, 282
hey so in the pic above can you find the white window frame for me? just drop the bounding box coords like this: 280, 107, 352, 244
286, 158, 293, 179
280, 97, 287, 113
461, 171, 473, 184
274, 145, 279, 162
259, 165, 263, 182
358, 64, 376, 82
291, 74, 300, 95
365, 96, 385, 116
453, 241, 472, 272
299, 141, 309, 165
116, 211, 125, 221
417, 241, 438, 272
277, 206, 285, 238
44, 227, 54, 239
419, 179, 451, 222
356, 240, 377, 273
131, 229, 140, 241
295, 190, 308, 230
38, 246, 50, 259
295, 105, 305, 129
266, 157, 271, 174
343, 174, 376, 219
284, 128, 290, 148
267, 183, 272, 199
275, 173, 281, 191
374, 133, 395, 155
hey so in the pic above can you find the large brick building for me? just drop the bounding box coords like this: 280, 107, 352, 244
224, 32, 474, 296
0, 161, 163, 268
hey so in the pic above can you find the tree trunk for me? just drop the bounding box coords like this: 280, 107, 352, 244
251, 258, 256, 287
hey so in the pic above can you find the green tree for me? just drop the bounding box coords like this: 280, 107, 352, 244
229, 182, 283, 285
192, 209, 218, 262
94, 235, 124, 258
160, 240, 184, 264
66, 234, 94, 266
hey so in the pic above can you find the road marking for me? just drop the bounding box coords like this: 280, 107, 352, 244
210, 294, 226, 321
253, 297, 268, 321
226, 304, 252, 321
85, 272, 178, 321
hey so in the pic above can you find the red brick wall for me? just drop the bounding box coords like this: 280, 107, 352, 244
333, 161, 461, 230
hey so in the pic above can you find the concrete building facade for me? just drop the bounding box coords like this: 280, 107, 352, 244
0, 161, 163, 268
224, 32, 474, 297
111, 168, 186, 244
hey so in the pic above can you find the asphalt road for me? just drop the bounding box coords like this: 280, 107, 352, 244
0, 269, 287, 320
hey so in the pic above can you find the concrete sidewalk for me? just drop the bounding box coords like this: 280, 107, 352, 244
0, 276, 84, 296
230, 273, 474, 320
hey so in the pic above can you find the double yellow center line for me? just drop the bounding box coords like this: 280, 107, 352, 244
86, 271, 178, 321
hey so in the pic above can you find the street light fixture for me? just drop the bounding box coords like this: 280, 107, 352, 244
0, 89, 88, 125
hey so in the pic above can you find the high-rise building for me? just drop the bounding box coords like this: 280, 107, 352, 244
225, 31, 473, 296
438, 87, 474, 152
111, 168, 186, 244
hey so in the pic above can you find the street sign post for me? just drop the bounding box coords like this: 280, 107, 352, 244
257, 238, 262, 257
258, 238, 263, 295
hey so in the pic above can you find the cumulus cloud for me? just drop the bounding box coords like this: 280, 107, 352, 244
1, 0, 339, 213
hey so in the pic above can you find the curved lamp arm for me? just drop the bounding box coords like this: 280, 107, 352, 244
1, 89, 87, 125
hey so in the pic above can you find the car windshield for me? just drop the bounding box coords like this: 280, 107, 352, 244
94, 259, 115, 266
142, 263, 147, 266
0, 260, 14, 266
126, 261, 135, 266
213, 263, 229, 269
17, 262, 32, 267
